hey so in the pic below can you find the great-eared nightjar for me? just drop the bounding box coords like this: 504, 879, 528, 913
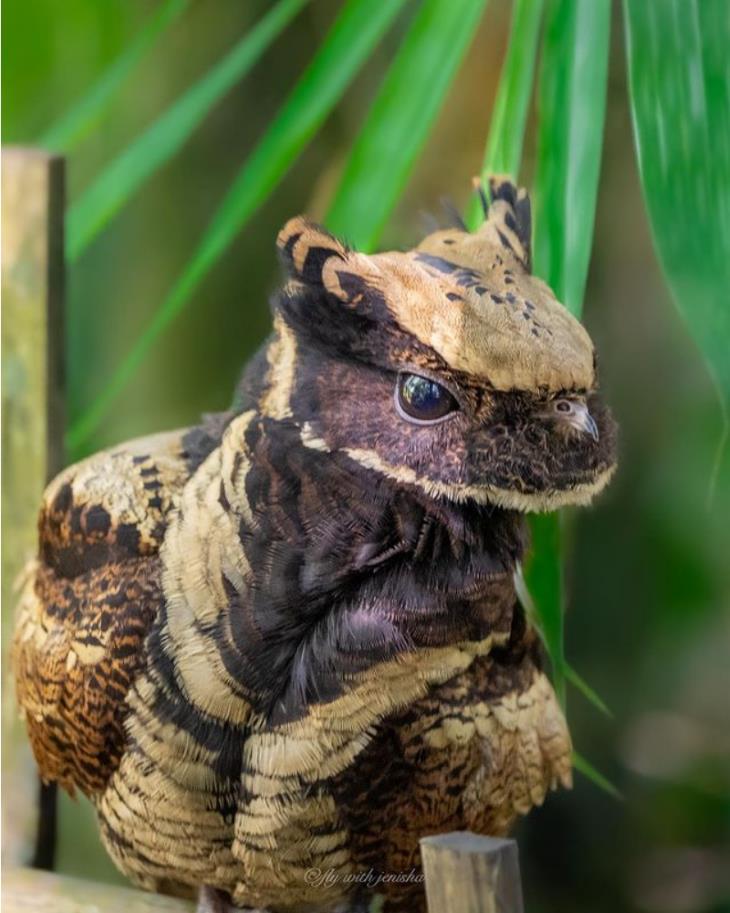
13, 178, 617, 912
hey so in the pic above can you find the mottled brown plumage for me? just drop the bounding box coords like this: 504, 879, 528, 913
13, 179, 617, 912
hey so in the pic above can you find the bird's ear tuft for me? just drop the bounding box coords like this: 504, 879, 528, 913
276, 217, 351, 288
276, 216, 381, 309
485, 176, 532, 271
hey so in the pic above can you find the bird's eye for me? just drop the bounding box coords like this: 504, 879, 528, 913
395, 373, 457, 424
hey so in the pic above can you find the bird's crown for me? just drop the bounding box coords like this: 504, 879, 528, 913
276, 177, 594, 393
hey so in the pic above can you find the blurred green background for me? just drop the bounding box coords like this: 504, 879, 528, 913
2, 1, 729, 912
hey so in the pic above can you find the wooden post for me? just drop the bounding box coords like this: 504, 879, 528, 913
420, 832, 525, 913
1, 147, 65, 867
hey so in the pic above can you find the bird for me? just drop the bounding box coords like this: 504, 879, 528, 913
13, 177, 617, 913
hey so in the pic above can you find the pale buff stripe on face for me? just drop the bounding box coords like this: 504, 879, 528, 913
339, 444, 616, 512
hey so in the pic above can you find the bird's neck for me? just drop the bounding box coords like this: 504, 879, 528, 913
160, 409, 525, 725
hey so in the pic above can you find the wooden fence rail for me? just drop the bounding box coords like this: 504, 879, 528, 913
2, 868, 194, 913
1, 145, 526, 912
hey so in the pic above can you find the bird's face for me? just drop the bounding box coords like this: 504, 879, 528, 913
262, 180, 617, 512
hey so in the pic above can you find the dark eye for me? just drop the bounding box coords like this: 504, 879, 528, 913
395, 373, 458, 424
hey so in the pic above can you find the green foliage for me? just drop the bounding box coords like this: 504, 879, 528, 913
533, 0, 611, 318
326, 0, 487, 251
67, 0, 406, 454
67, 0, 310, 261
39, 0, 189, 152
516, 564, 612, 718
624, 0, 730, 470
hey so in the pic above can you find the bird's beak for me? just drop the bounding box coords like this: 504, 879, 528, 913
564, 402, 599, 442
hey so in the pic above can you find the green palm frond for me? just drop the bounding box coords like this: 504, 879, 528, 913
326, 0, 488, 251
67, 0, 407, 454
465, 0, 544, 230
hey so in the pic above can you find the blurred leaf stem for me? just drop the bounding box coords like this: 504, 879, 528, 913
572, 752, 623, 801
39, 0, 189, 153
565, 664, 613, 719
465, 0, 544, 230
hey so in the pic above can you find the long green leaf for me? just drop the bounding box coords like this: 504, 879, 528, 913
326, 0, 488, 251
67, 0, 309, 262
572, 751, 623, 800
533, 0, 610, 317
67, 0, 406, 454
565, 663, 612, 718
465, 0, 544, 231
528, 0, 611, 708
624, 0, 730, 451
39, 0, 189, 152
516, 566, 612, 717
527, 513, 567, 705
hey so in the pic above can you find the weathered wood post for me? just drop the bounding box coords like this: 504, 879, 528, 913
2, 868, 195, 913
420, 832, 525, 913
2, 147, 65, 869
1, 147, 202, 912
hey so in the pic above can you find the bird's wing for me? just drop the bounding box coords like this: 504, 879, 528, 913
12, 429, 192, 796
422, 655, 572, 833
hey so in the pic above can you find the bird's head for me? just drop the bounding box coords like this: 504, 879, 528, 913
260, 178, 617, 512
